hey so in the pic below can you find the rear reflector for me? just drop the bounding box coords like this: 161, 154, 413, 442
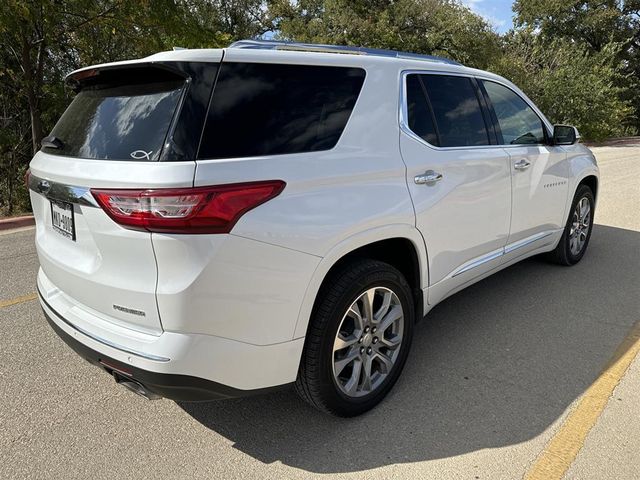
91, 181, 285, 234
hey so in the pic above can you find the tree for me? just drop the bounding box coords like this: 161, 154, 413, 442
513, 0, 640, 131
490, 30, 634, 140
269, 0, 502, 69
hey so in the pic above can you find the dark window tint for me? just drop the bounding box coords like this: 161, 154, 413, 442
406, 74, 438, 145
198, 63, 365, 159
421, 75, 490, 147
46, 69, 185, 161
482, 80, 545, 145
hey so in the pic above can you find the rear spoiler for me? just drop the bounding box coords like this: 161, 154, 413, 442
65, 49, 224, 87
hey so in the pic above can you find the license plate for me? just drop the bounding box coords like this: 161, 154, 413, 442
50, 201, 76, 241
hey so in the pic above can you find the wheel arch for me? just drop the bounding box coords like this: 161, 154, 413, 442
563, 146, 599, 222
292, 225, 428, 339
578, 174, 598, 200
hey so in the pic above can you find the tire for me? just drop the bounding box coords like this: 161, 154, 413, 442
547, 184, 595, 265
295, 259, 415, 417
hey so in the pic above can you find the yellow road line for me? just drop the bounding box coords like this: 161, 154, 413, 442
0, 292, 38, 308
524, 321, 640, 480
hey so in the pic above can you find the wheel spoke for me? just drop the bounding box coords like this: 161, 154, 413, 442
373, 351, 394, 374
569, 235, 578, 254
361, 356, 373, 392
378, 333, 401, 349
333, 333, 358, 351
377, 304, 403, 333
343, 358, 362, 395
334, 349, 359, 376
374, 290, 392, 322
362, 288, 376, 323
348, 302, 365, 331
580, 201, 590, 221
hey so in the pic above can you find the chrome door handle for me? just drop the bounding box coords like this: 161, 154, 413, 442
514, 159, 531, 170
414, 170, 443, 185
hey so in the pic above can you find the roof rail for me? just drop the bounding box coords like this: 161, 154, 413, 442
228, 39, 462, 66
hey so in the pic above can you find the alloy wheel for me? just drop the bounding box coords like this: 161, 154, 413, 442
331, 287, 404, 397
569, 196, 591, 256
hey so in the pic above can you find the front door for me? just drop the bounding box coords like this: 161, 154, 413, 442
480, 80, 569, 256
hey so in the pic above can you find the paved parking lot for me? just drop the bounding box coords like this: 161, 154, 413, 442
1, 145, 639, 479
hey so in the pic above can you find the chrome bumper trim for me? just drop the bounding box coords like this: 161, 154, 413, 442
38, 289, 170, 363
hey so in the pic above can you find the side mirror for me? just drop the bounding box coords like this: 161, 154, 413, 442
553, 125, 579, 145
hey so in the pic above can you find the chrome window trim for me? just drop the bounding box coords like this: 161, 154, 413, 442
28, 173, 99, 207
398, 69, 555, 151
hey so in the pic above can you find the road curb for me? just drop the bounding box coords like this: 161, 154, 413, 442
0, 215, 35, 231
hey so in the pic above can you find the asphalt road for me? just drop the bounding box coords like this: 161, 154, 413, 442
1, 145, 639, 479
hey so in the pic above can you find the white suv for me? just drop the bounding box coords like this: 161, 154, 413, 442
29, 40, 599, 416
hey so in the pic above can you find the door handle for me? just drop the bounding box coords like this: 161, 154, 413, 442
414, 170, 443, 185
514, 159, 531, 170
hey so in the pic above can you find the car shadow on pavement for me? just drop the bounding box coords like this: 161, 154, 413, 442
179, 224, 640, 474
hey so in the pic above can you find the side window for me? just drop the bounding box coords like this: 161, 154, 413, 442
420, 75, 490, 147
406, 74, 439, 146
482, 80, 546, 145
198, 63, 366, 159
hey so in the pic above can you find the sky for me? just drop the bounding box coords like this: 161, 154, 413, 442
461, 0, 516, 34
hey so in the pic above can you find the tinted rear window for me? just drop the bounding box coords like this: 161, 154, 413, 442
198, 63, 366, 159
45, 69, 185, 161
417, 75, 490, 147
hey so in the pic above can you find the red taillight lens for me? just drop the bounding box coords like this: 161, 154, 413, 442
91, 181, 285, 234
24, 168, 31, 190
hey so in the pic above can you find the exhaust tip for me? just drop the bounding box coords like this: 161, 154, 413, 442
111, 371, 161, 400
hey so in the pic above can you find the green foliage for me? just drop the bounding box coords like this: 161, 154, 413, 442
490, 31, 635, 141
512, 0, 640, 132
270, 0, 502, 69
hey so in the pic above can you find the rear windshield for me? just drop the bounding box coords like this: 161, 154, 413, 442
198, 63, 366, 159
45, 68, 185, 161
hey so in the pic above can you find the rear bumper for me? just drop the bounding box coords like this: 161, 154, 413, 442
41, 303, 270, 401
38, 285, 303, 400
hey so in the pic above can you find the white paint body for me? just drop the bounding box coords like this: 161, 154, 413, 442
30, 47, 599, 391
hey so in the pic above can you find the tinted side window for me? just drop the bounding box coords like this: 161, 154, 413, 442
421, 75, 490, 147
482, 80, 545, 145
198, 63, 366, 159
406, 74, 439, 146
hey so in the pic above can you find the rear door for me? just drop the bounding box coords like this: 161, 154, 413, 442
30, 59, 219, 334
399, 72, 512, 304
479, 79, 569, 256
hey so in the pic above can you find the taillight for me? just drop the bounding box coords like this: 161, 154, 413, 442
24, 168, 31, 190
91, 181, 285, 234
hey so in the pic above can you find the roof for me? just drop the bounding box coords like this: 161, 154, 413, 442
66, 40, 478, 83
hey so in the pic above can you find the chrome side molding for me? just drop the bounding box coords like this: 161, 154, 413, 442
504, 231, 554, 255
29, 173, 98, 207
452, 230, 559, 277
